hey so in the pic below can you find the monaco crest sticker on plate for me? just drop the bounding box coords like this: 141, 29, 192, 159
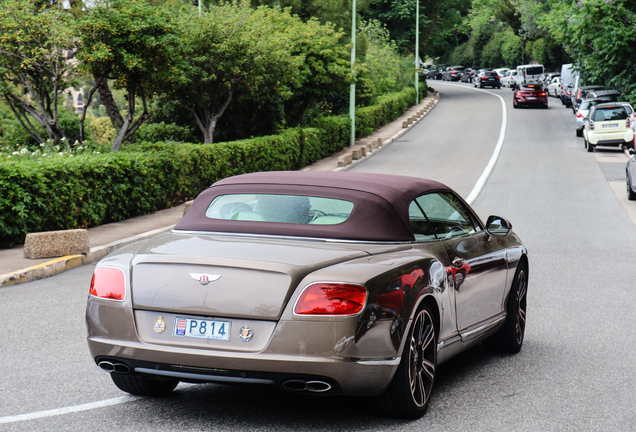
238, 325, 254, 342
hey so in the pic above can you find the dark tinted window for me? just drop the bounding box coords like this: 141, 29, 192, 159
592, 107, 628, 121
485, 72, 498, 77
520, 84, 540, 91
525, 67, 543, 75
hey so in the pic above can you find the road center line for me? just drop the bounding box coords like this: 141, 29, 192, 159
432, 81, 508, 204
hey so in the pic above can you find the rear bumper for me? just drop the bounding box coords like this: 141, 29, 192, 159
86, 300, 400, 396
588, 129, 634, 145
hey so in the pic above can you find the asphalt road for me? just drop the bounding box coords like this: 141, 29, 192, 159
2, 81, 636, 431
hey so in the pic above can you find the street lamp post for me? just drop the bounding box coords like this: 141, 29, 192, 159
415, 0, 419, 104
349, 0, 356, 146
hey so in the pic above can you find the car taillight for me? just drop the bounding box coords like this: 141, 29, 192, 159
576, 112, 584, 118
481, 76, 487, 80
294, 283, 367, 315
589, 119, 595, 130
566, 90, 571, 95
539, 92, 546, 96
628, 118, 632, 127
451, 71, 456, 74
90, 267, 126, 301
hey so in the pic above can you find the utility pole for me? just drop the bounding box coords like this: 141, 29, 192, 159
415, 0, 419, 104
349, 0, 356, 147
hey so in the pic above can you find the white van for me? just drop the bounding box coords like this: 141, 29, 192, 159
560, 63, 577, 106
514, 64, 545, 88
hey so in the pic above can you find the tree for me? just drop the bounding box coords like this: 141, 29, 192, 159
0, 0, 79, 150
169, 3, 304, 144
361, 0, 470, 60
542, 0, 636, 98
76, 0, 179, 151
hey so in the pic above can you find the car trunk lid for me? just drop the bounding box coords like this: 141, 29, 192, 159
130, 232, 408, 320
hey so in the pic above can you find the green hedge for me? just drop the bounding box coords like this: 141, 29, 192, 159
0, 87, 425, 247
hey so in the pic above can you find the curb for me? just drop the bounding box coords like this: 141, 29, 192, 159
0, 224, 175, 288
0, 92, 442, 288
336, 92, 440, 172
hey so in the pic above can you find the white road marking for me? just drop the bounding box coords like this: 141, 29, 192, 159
0, 396, 141, 424
431, 81, 508, 204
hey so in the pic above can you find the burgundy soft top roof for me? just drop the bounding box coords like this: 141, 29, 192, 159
175, 172, 454, 242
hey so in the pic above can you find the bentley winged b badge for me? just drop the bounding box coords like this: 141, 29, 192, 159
190, 273, 222, 285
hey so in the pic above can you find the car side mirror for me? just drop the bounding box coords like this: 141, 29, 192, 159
486, 215, 512, 236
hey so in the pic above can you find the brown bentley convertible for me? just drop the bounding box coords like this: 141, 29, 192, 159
86, 171, 528, 419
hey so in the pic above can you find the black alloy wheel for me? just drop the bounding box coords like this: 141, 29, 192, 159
483, 262, 528, 353
380, 304, 437, 419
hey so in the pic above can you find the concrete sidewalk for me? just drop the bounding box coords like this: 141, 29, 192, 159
0, 89, 440, 287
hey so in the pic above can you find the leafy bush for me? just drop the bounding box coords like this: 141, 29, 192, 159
135, 122, 198, 143
86, 116, 116, 147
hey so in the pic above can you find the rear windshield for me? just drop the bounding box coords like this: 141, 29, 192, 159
520, 84, 540, 91
525, 67, 543, 75
592, 107, 628, 121
206, 194, 355, 225
485, 72, 498, 77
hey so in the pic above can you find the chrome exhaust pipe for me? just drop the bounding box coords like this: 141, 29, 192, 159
282, 379, 333, 393
306, 381, 332, 393
282, 379, 307, 391
98, 361, 115, 372
98, 361, 131, 375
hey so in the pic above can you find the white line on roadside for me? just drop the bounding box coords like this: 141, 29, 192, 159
0, 395, 141, 424
431, 81, 508, 204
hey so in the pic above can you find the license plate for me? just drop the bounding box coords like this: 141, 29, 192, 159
602, 124, 618, 128
527, 97, 535, 100
174, 317, 231, 341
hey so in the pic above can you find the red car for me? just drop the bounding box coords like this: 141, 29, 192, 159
513, 84, 548, 109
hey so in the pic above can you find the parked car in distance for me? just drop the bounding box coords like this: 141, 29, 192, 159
85, 171, 529, 420
474, 70, 501, 88
426, 69, 442, 80
461, 68, 476, 83
502, 70, 517, 88
572, 85, 604, 113
513, 84, 548, 109
494, 68, 510, 80
587, 89, 620, 102
560, 63, 577, 106
575, 97, 613, 137
547, 76, 561, 97
539, 73, 559, 91
583, 103, 634, 152
442, 66, 465, 81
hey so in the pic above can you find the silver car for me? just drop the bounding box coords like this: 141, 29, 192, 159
575, 98, 612, 137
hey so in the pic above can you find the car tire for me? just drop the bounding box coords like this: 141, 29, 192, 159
586, 140, 594, 152
576, 128, 583, 137
482, 261, 528, 354
110, 373, 179, 397
379, 303, 437, 419
627, 173, 636, 200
